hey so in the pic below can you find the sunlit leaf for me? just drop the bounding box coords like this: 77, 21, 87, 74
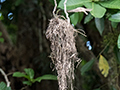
24, 68, 34, 80
84, 2, 106, 18
117, 34, 120, 49
70, 12, 79, 25
13, 72, 27, 77
95, 18, 104, 36
109, 12, 120, 22
58, 0, 92, 10
81, 59, 95, 75
34, 74, 57, 83
99, 0, 120, 9
0, 12, 4, 20
99, 55, 109, 77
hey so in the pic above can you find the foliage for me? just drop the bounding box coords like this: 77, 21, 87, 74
58, 0, 120, 35
99, 55, 109, 77
81, 58, 95, 75
0, 82, 11, 90
13, 68, 57, 86
117, 34, 120, 49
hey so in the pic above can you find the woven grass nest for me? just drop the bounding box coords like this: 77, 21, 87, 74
46, 17, 80, 90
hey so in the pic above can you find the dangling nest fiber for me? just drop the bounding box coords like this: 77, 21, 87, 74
46, 17, 80, 90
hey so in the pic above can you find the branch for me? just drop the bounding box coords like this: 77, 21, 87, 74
68, 7, 92, 15
64, 0, 70, 23
0, 68, 10, 87
53, 0, 57, 17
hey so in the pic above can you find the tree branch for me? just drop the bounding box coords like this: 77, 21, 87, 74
0, 68, 10, 87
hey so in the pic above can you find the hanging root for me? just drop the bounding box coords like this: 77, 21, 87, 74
46, 17, 81, 90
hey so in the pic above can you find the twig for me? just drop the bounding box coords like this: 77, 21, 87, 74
53, 0, 57, 17
64, 0, 70, 24
68, 7, 92, 15
74, 29, 87, 37
0, 68, 10, 87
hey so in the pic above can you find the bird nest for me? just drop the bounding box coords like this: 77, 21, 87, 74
46, 17, 80, 90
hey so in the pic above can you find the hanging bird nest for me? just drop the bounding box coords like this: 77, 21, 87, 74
46, 17, 80, 90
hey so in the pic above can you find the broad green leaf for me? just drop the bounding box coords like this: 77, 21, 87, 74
111, 22, 118, 28
78, 12, 84, 23
5, 87, 11, 90
109, 13, 120, 22
0, 38, 4, 43
114, 46, 120, 64
0, 82, 6, 90
95, 18, 104, 35
58, 0, 92, 10
99, 0, 120, 9
22, 81, 32, 86
99, 55, 109, 77
0, 13, 4, 20
0, 32, 2, 36
117, 34, 120, 49
81, 59, 95, 75
84, 2, 106, 18
13, 72, 27, 77
34, 74, 57, 82
70, 12, 79, 25
24, 68, 34, 80
84, 13, 93, 24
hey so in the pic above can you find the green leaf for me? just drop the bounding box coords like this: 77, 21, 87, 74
111, 22, 118, 28
5, 87, 11, 90
81, 59, 95, 75
34, 74, 57, 83
0, 13, 4, 20
22, 81, 32, 86
0, 82, 7, 90
99, 55, 109, 77
78, 12, 84, 23
117, 34, 120, 49
99, 0, 120, 9
70, 12, 79, 25
24, 68, 34, 80
109, 12, 120, 22
95, 18, 104, 35
84, 13, 93, 24
58, 0, 92, 10
13, 72, 27, 77
84, 2, 106, 18
0, 38, 4, 43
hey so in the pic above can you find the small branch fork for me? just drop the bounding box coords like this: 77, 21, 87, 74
0, 68, 10, 87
